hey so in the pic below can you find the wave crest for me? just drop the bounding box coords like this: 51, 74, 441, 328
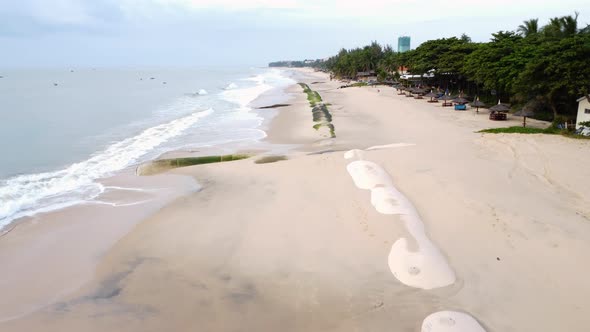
0, 109, 214, 228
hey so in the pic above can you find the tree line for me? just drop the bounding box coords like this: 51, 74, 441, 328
315, 13, 590, 119
269, 60, 324, 68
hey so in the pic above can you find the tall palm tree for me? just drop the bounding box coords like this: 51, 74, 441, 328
560, 12, 579, 36
379, 53, 398, 76
517, 18, 539, 37
542, 12, 580, 38
543, 17, 565, 38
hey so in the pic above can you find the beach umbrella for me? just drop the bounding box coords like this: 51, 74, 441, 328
424, 91, 438, 102
453, 97, 469, 104
413, 87, 426, 94
514, 103, 535, 127
438, 94, 455, 107
471, 97, 486, 113
489, 100, 511, 113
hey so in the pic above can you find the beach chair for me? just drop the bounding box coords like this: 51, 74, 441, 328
454, 104, 467, 111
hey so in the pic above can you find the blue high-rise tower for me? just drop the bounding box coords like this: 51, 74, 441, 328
398, 36, 411, 53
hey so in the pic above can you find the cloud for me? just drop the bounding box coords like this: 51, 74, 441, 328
0, 0, 588, 67
151, 0, 300, 10
0, 0, 128, 37
133, 0, 589, 22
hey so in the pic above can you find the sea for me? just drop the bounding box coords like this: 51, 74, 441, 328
0, 66, 295, 229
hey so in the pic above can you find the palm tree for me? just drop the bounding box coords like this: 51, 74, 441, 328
517, 18, 539, 37
542, 12, 580, 38
560, 12, 579, 36
379, 53, 398, 77
543, 17, 565, 38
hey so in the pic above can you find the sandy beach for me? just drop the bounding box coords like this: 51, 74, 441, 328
2, 68, 590, 331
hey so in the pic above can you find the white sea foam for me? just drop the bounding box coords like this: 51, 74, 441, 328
422, 311, 486, 332
197, 89, 208, 95
221, 82, 273, 111
245, 69, 292, 85
102, 186, 159, 193
0, 109, 213, 228
92, 199, 153, 207
225, 82, 238, 90
344, 152, 456, 290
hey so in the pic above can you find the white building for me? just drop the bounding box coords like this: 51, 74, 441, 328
576, 95, 590, 128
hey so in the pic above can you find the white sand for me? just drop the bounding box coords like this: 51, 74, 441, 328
2, 68, 590, 331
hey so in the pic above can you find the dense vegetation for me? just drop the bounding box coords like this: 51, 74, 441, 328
316, 13, 590, 120
269, 60, 324, 68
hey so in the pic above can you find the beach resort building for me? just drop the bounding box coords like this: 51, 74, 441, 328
576, 95, 590, 128
397, 66, 409, 75
356, 70, 377, 82
398, 36, 411, 53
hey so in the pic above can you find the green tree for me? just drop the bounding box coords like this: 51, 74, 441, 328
517, 18, 539, 37
516, 32, 590, 117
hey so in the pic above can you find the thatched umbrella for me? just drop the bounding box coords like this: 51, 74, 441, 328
453, 96, 469, 104
514, 103, 535, 127
438, 94, 455, 107
424, 91, 438, 102
471, 97, 486, 113
413, 88, 426, 99
489, 100, 511, 113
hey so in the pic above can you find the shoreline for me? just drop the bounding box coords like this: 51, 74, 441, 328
2, 68, 590, 331
0, 68, 303, 322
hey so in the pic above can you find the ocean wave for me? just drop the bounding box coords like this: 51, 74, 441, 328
197, 89, 208, 95
221, 83, 274, 111
224, 83, 238, 90
0, 108, 214, 228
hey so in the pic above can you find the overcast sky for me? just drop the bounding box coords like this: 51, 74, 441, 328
1, 0, 588, 68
